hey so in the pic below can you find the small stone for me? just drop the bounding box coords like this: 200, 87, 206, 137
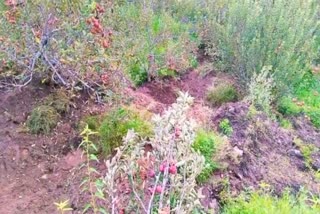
40, 174, 48, 180
288, 149, 303, 159
233, 146, 244, 157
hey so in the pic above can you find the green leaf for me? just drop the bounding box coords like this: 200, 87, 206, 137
89, 154, 99, 162
82, 203, 91, 213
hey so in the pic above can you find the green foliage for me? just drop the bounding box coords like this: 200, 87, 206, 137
26, 105, 59, 134
98, 108, 153, 156
293, 138, 318, 168
247, 66, 274, 117
43, 89, 70, 114
102, 1, 199, 85
207, 83, 238, 107
279, 118, 293, 130
206, 0, 319, 95
222, 189, 320, 214
278, 97, 320, 128
192, 130, 219, 183
219, 119, 233, 136
278, 98, 303, 116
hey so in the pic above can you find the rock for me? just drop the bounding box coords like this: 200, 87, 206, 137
233, 146, 244, 157
311, 158, 320, 171
288, 149, 303, 159
40, 174, 48, 180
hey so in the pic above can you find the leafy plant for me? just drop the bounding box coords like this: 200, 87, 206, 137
192, 130, 220, 183
54, 199, 73, 214
222, 189, 320, 214
101, 92, 205, 213
79, 125, 106, 214
26, 105, 59, 134
207, 83, 238, 107
247, 66, 274, 117
219, 119, 233, 136
99, 108, 153, 156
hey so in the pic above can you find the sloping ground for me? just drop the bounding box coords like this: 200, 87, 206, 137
0, 85, 97, 213
201, 103, 320, 210
0, 67, 319, 213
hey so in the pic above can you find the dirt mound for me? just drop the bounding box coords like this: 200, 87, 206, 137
206, 102, 320, 204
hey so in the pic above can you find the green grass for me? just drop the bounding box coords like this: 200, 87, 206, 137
192, 130, 221, 183
26, 105, 59, 134
83, 108, 153, 156
207, 83, 238, 107
222, 190, 320, 214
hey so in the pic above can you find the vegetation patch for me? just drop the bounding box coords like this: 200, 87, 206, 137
192, 130, 224, 183
219, 119, 233, 136
81, 107, 153, 157
43, 89, 71, 114
222, 189, 320, 214
207, 83, 238, 107
26, 105, 59, 134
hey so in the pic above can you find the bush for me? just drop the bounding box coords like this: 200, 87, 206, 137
43, 89, 71, 113
219, 118, 233, 136
206, 0, 319, 95
192, 130, 220, 183
99, 108, 153, 156
26, 105, 59, 134
247, 66, 274, 117
207, 83, 238, 107
98, 92, 206, 213
222, 189, 320, 214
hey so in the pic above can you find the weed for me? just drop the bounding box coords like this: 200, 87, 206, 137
43, 89, 71, 114
26, 105, 59, 134
246, 66, 274, 117
54, 199, 73, 214
293, 138, 317, 169
222, 189, 320, 214
192, 130, 219, 183
279, 118, 293, 130
207, 83, 238, 107
99, 108, 153, 156
219, 119, 233, 136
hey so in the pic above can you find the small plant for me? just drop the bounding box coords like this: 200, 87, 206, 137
246, 66, 274, 117
293, 138, 317, 169
26, 105, 59, 134
79, 125, 106, 214
43, 89, 71, 114
101, 92, 205, 213
192, 130, 220, 183
222, 189, 320, 214
279, 118, 293, 130
54, 199, 73, 214
99, 108, 153, 156
219, 119, 233, 136
207, 83, 238, 107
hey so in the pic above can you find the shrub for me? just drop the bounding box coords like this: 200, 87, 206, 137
206, 0, 319, 95
207, 83, 238, 107
222, 189, 320, 214
192, 130, 220, 183
278, 98, 303, 116
99, 108, 153, 156
219, 119, 233, 136
43, 89, 71, 113
99, 92, 205, 213
247, 66, 274, 117
26, 105, 59, 134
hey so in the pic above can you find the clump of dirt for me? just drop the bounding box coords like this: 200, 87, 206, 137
206, 102, 320, 204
